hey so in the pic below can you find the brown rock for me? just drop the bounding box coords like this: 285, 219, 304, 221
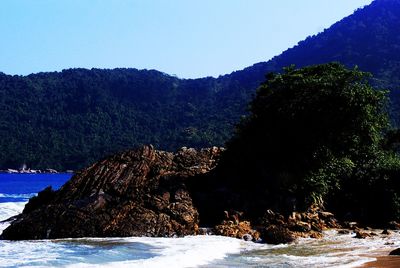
355, 231, 371, 239
309, 231, 323, 239
213, 220, 260, 242
318, 211, 335, 219
290, 221, 311, 232
310, 222, 324, 232
338, 229, 351, 235
261, 225, 296, 244
1, 145, 223, 240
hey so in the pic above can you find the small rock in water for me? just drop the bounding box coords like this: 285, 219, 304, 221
389, 248, 400, 255
242, 234, 253, 241
354, 231, 371, 239
261, 225, 296, 244
382, 229, 391, 235
198, 228, 213, 235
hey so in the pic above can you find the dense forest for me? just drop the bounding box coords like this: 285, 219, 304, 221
0, 69, 250, 170
1, 0, 400, 170
216, 63, 400, 223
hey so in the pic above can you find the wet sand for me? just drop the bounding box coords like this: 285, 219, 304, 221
362, 256, 400, 268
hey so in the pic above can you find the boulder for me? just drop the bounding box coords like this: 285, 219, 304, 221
354, 231, 371, 239
261, 225, 296, 244
213, 220, 260, 242
242, 234, 253, 241
1, 145, 223, 240
389, 248, 400, 255
289, 221, 311, 232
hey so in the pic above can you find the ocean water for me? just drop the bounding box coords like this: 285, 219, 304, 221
1, 174, 400, 268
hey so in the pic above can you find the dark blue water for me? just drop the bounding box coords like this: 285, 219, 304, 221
0, 173, 72, 203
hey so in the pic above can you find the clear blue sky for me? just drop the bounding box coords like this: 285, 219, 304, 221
0, 0, 373, 78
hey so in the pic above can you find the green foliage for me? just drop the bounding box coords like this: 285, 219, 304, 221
220, 63, 400, 223
2, 0, 400, 174
233, 0, 400, 126
0, 69, 250, 170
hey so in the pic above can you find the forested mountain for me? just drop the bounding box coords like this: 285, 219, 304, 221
0, 69, 250, 170
1, 0, 400, 170
230, 0, 400, 110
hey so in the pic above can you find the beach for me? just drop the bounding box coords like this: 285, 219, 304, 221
362, 255, 400, 268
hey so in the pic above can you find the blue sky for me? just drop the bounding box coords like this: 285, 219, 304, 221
0, 0, 372, 78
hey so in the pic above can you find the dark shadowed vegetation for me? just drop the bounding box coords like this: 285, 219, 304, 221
216, 63, 400, 224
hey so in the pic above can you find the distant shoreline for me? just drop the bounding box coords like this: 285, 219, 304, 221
0, 169, 74, 174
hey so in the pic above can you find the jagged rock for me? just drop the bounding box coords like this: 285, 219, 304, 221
319, 211, 334, 218
389, 248, 400, 255
311, 222, 324, 232
382, 229, 391, 235
289, 221, 311, 232
388, 221, 400, 230
308, 231, 323, 239
338, 229, 351, 235
214, 220, 260, 242
0, 144, 344, 243
261, 225, 296, 244
1, 145, 223, 240
354, 231, 371, 239
259, 207, 339, 242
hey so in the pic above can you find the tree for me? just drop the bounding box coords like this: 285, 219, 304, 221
218, 63, 400, 222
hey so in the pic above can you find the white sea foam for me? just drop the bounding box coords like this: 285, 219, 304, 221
0, 193, 36, 199
0, 201, 26, 234
229, 229, 400, 268
0, 228, 399, 268
1, 199, 400, 268
64, 236, 243, 268
0, 240, 62, 267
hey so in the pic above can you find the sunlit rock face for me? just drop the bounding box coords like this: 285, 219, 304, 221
1, 145, 223, 240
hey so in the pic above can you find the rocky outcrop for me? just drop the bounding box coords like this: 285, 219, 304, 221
214, 220, 260, 242
1, 144, 343, 243
1, 145, 223, 240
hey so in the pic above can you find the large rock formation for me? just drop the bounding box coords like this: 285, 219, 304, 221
1, 144, 344, 243
1, 145, 223, 240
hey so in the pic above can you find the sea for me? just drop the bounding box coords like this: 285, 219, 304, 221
1, 173, 400, 268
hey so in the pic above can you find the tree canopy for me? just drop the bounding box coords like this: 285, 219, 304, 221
218, 63, 400, 223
